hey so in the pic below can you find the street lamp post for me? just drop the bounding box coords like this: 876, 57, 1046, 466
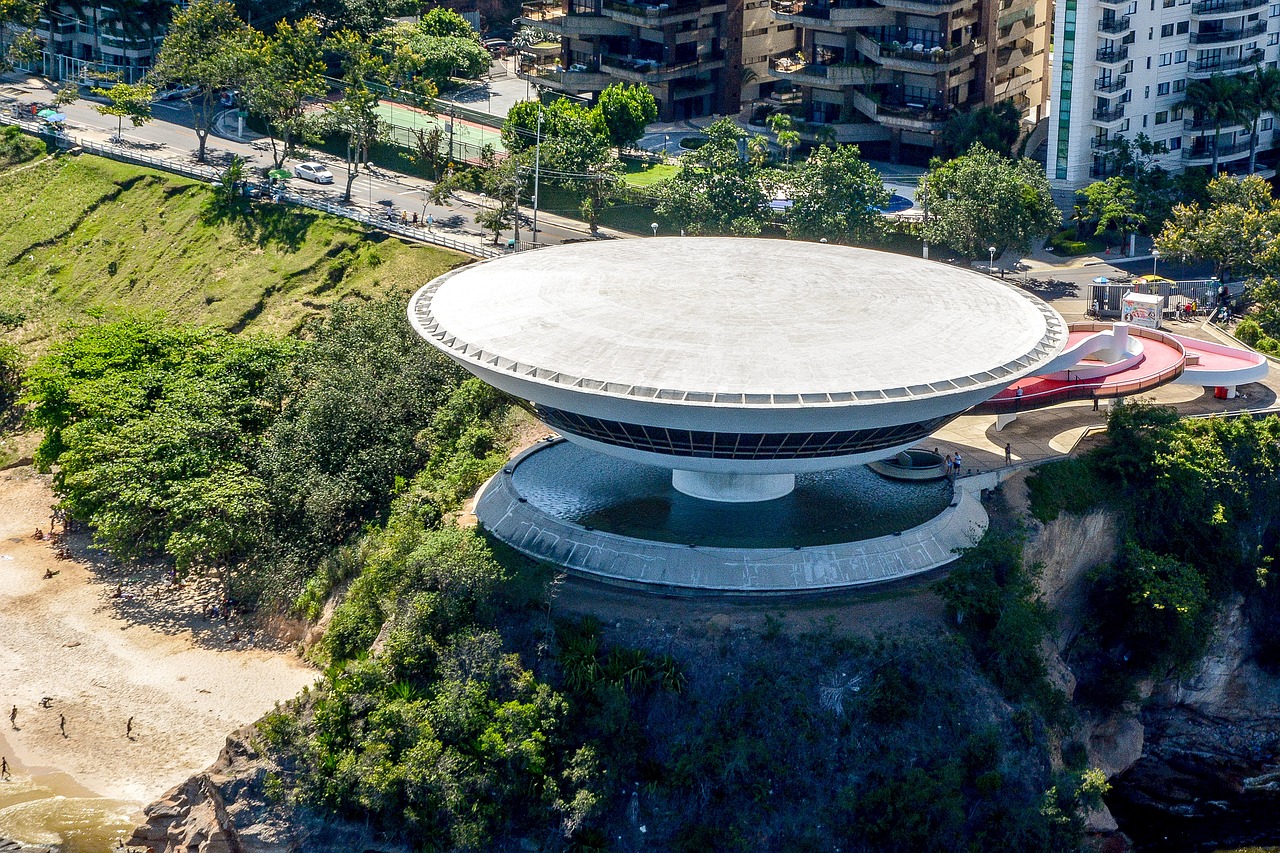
1152, 248, 1160, 277
989, 245, 997, 274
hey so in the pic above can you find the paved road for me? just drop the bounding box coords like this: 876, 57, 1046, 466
0, 73, 612, 254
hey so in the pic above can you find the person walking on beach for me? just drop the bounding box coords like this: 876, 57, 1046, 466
59, 714, 65, 738
126, 717, 134, 739
1, 756, 8, 779
9, 706, 15, 729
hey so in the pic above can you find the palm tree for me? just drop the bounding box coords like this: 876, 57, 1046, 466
1180, 73, 1246, 176
1241, 65, 1280, 174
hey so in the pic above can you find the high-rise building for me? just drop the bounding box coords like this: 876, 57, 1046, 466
1048, 0, 1277, 188
16, 3, 170, 84
766, 0, 1050, 158
518, 0, 765, 119
522, 0, 1052, 141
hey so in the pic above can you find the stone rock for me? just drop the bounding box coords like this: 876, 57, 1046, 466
1085, 711, 1145, 779
1084, 804, 1120, 833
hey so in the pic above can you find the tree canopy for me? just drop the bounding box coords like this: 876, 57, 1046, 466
783, 144, 889, 244
941, 100, 1023, 158
655, 118, 772, 236
150, 0, 257, 162
1154, 173, 1280, 279
919, 143, 1059, 257
596, 83, 658, 149
242, 16, 328, 168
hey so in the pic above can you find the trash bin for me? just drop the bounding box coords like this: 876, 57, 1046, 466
1214, 387, 1228, 399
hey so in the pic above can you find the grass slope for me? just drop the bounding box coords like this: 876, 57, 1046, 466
0, 153, 468, 347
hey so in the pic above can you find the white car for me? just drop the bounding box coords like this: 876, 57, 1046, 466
292, 162, 334, 184
157, 85, 200, 101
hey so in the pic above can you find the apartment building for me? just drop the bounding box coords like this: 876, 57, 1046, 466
1048, 0, 1280, 188
16, 2, 170, 84
762, 0, 1049, 158
517, 0, 753, 119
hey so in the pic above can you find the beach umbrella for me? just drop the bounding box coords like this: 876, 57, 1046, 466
1091, 276, 1109, 285
36, 108, 57, 118
268, 168, 291, 181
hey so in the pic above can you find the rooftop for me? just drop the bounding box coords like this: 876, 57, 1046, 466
410, 238, 1067, 407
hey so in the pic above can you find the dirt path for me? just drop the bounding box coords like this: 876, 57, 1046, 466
0, 467, 316, 812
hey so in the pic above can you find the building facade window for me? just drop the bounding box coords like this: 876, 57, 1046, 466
1175, 50, 1187, 62
1169, 136, 1182, 149
1155, 110, 1169, 123
1270, 32, 1280, 43
1264, 117, 1275, 130
1161, 23, 1174, 36
1157, 81, 1170, 94
1159, 52, 1173, 65
1174, 79, 1186, 92
1177, 20, 1189, 33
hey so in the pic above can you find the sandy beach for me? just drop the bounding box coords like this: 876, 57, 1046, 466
0, 465, 317, 844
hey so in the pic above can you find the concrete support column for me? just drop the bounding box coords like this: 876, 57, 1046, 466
672, 470, 795, 502
995, 412, 1018, 431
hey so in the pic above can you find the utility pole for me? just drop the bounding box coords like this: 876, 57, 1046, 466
512, 166, 520, 248
532, 107, 543, 244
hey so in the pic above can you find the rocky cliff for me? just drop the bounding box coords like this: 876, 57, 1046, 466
125, 726, 408, 853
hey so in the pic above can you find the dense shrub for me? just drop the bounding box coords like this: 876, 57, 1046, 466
1026, 458, 1108, 522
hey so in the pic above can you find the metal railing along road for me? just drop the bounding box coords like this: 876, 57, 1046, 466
0, 110, 505, 260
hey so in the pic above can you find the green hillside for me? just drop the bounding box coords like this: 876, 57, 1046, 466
0, 152, 467, 346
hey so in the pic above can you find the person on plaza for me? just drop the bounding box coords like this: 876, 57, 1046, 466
1004, 443, 1012, 465
953, 452, 963, 475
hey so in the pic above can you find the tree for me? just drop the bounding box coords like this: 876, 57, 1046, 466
473, 160, 520, 244
1180, 73, 1246, 177
655, 118, 772, 236
1239, 66, 1280, 174
1077, 177, 1145, 248
242, 16, 327, 169
941, 100, 1023, 158
1155, 173, 1280, 279
596, 83, 658, 149
373, 19, 488, 93
326, 29, 389, 202
767, 112, 800, 163
502, 97, 609, 156
91, 81, 155, 141
918, 143, 1060, 257
150, 0, 257, 162
784, 144, 889, 244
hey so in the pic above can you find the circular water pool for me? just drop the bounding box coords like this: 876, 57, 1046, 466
511, 441, 953, 549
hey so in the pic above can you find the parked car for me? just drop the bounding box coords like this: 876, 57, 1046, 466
157, 84, 200, 101
483, 38, 509, 55
292, 162, 334, 184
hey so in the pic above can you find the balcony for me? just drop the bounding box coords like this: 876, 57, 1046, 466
1095, 45, 1129, 63
849, 88, 951, 131
1094, 75, 1127, 93
1191, 0, 1266, 14
1098, 15, 1131, 34
993, 68, 1039, 98
600, 51, 725, 82
767, 0, 894, 28
517, 60, 614, 92
1188, 49, 1264, 75
770, 57, 876, 87
518, 2, 630, 34
1183, 136, 1254, 162
1184, 115, 1246, 131
796, 119, 892, 143
1092, 104, 1125, 123
854, 32, 978, 72
600, 0, 725, 25
877, 0, 976, 11
1190, 21, 1268, 43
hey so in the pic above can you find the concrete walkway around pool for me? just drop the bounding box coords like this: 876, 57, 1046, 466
476, 440, 989, 595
